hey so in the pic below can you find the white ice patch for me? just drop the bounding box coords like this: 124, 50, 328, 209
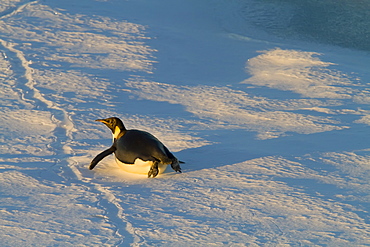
0, 3, 155, 72
104, 154, 370, 245
243, 48, 355, 99
0, 170, 120, 246
126, 80, 345, 139
354, 114, 370, 126
0, 109, 56, 137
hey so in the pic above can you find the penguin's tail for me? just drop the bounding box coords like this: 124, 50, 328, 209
171, 158, 182, 173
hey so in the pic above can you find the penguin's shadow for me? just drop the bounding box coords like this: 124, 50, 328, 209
175, 126, 370, 173
175, 129, 261, 172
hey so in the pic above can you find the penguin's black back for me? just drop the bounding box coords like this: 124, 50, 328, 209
114, 129, 175, 164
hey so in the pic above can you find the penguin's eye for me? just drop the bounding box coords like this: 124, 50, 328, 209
109, 119, 116, 127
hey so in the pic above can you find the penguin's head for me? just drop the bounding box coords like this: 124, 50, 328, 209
95, 117, 126, 139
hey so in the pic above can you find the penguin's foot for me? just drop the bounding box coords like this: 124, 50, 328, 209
148, 161, 159, 178
171, 159, 182, 173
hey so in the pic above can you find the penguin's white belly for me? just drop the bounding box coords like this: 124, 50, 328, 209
115, 158, 168, 175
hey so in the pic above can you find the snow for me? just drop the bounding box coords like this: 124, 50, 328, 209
1, 0, 370, 246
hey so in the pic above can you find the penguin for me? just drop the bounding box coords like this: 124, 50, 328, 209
90, 117, 182, 178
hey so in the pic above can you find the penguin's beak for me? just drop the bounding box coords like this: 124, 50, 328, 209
95, 119, 107, 124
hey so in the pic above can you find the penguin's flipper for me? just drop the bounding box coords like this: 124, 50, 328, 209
89, 145, 116, 170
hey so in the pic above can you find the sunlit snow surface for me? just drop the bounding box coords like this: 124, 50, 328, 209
1, 0, 370, 246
